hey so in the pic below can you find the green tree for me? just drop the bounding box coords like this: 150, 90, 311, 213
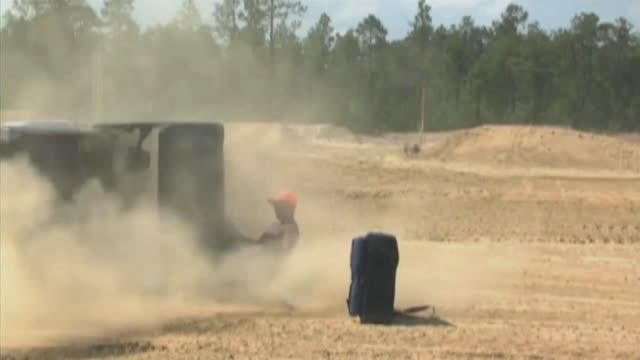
329, 29, 366, 129
471, 4, 528, 120
519, 22, 555, 123
408, 0, 433, 50
238, 0, 267, 50
566, 12, 600, 128
447, 16, 485, 109
213, 0, 241, 44
356, 14, 388, 56
1, 0, 639, 132
1, 0, 100, 118
303, 13, 334, 76
101, 0, 138, 35
264, 0, 306, 60
175, 0, 202, 31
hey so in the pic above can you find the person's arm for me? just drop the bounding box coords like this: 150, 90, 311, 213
223, 217, 256, 244
258, 223, 285, 244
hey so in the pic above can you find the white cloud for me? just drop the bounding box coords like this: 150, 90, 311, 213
0, 1, 8, 15
425, 0, 485, 8
306, 0, 501, 24
629, 2, 640, 28
304, 0, 517, 30
306, 0, 381, 27
481, 0, 515, 17
2, 0, 635, 37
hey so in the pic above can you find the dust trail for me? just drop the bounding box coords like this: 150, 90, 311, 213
220, 126, 529, 314
270, 236, 526, 313
208, 232, 527, 315
0, 124, 528, 350
394, 241, 527, 310
0, 153, 352, 348
0, 157, 216, 347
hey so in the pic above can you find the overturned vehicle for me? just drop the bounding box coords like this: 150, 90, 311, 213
0, 119, 247, 256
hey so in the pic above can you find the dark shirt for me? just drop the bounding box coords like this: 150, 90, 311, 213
259, 221, 299, 252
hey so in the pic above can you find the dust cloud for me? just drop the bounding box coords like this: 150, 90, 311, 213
394, 241, 526, 310
0, 126, 527, 350
221, 125, 528, 313
0, 152, 346, 348
0, 156, 217, 347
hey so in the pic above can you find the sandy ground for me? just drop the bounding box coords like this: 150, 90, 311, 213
1, 124, 639, 359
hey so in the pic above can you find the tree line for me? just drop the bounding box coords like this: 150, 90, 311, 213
1, 0, 639, 133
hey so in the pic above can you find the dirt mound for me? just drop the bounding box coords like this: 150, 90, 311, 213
425, 125, 640, 171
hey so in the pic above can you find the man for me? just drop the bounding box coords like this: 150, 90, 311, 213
223, 190, 300, 253
256, 191, 300, 252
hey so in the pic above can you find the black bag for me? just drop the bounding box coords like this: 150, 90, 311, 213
347, 232, 399, 324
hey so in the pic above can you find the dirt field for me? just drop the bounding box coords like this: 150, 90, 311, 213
1, 123, 639, 359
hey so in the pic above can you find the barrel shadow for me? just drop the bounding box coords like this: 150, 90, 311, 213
390, 312, 455, 327
390, 305, 455, 327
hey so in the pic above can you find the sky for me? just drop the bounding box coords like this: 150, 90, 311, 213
1, 0, 638, 39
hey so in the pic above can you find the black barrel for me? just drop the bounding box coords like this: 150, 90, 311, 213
157, 123, 228, 252
347, 232, 400, 324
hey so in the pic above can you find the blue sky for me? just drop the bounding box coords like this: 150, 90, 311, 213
2, 0, 638, 39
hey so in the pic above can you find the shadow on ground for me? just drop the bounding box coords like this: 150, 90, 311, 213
390, 312, 455, 327
389, 305, 455, 327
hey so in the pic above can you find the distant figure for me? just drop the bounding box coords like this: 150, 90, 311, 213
255, 191, 300, 253
404, 142, 421, 157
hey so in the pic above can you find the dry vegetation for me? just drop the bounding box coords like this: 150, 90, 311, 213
1, 123, 639, 359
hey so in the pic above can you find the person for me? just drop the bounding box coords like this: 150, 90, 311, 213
255, 190, 300, 253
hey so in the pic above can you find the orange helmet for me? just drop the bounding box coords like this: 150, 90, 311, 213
268, 191, 297, 209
